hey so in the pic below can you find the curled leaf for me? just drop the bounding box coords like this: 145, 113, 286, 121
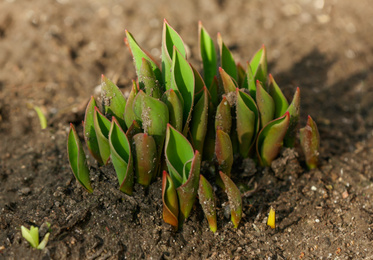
256, 80, 275, 128
215, 96, 232, 133
236, 89, 259, 158
109, 117, 134, 195
215, 129, 233, 177
93, 107, 111, 165
299, 115, 320, 169
284, 87, 300, 147
67, 123, 92, 193
132, 133, 157, 187
162, 171, 179, 229
268, 74, 289, 118
139, 57, 163, 99
250, 45, 267, 84
101, 75, 127, 130
161, 89, 183, 132
219, 171, 242, 228
124, 80, 139, 129
83, 96, 103, 164
198, 175, 217, 233
256, 112, 290, 167
219, 67, 237, 94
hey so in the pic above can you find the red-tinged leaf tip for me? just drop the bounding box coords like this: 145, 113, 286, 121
219, 67, 223, 72
256, 79, 260, 84
164, 18, 168, 23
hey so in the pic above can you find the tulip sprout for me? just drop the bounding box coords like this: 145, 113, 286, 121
67, 20, 320, 232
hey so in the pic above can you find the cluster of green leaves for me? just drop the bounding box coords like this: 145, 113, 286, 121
21, 224, 50, 250
68, 20, 320, 232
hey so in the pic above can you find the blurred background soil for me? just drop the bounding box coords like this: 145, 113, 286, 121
1, 0, 373, 259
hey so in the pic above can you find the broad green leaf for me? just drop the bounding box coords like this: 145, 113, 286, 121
165, 124, 195, 187
139, 57, 163, 99
268, 74, 289, 118
162, 171, 179, 229
257, 112, 290, 167
162, 20, 187, 90
218, 33, 237, 81
198, 174, 217, 233
219, 67, 237, 94
176, 151, 201, 225
83, 96, 103, 164
68, 123, 93, 193
219, 171, 242, 228
215, 129, 233, 176
199, 22, 217, 89
189, 87, 209, 154
93, 107, 111, 165
125, 30, 162, 83
215, 96, 232, 133
161, 89, 183, 132
250, 45, 267, 84
132, 133, 157, 187
133, 90, 169, 150
171, 47, 195, 132
21, 225, 39, 248
109, 117, 134, 195
284, 87, 300, 147
101, 75, 127, 130
236, 89, 259, 158
124, 80, 139, 129
256, 80, 275, 128
300, 115, 320, 169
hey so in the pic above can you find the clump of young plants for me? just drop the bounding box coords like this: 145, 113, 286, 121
68, 20, 320, 232
21, 223, 50, 250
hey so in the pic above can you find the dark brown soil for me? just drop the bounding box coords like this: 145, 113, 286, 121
1, 0, 373, 259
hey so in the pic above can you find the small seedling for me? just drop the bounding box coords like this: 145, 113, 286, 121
21, 224, 50, 249
68, 20, 320, 231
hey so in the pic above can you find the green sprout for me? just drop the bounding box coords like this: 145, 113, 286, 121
67, 20, 320, 231
21, 224, 50, 250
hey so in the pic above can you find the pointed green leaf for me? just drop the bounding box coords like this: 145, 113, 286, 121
198, 174, 217, 233
246, 62, 256, 99
208, 76, 219, 107
68, 123, 93, 193
132, 133, 157, 187
191, 63, 206, 102
215, 96, 232, 133
171, 47, 195, 133
215, 129, 233, 176
93, 107, 111, 165
101, 75, 127, 130
199, 22, 217, 89
284, 87, 300, 147
218, 33, 237, 81
37, 232, 50, 250
250, 45, 267, 84
162, 20, 187, 90
161, 89, 183, 132
109, 117, 134, 195
177, 151, 201, 225
257, 112, 290, 167
83, 96, 103, 164
162, 171, 179, 229
236, 89, 259, 158
139, 57, 163, 99
125, 30, 162, 83
268, 74, 289, 118
189, 87, 209, 154
165, 124, 195, 187
300, 115, 320, 169
219, 67, 237, 94
256, 80, 275, 128
237, 63, 247, 88
219, 171, 242, 228
124, 80, 139, 129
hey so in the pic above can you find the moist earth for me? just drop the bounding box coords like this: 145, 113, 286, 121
1, 0, 373, 259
